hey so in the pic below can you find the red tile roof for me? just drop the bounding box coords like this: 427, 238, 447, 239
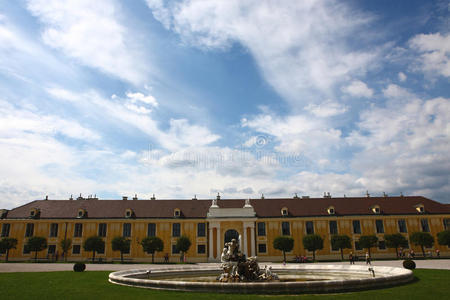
3, 196, 450, 219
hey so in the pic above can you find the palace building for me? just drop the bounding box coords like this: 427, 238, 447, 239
1, 194, 449, 262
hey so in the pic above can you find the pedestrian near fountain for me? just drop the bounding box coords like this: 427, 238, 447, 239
349, 252, 354, 264
164, 253, 169, 263
436, 249, 440, 258
365, 252, 371, 265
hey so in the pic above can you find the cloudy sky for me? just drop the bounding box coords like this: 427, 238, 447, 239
0, 0, 449, 209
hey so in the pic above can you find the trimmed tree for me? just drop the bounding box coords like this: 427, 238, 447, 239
83, 236, 105, 263
410, 232, 434, 257
111, 236, 131, 263
25, 236, 47, 262
273, 236, 294, 263
437, 230, 450, 247
140, 236, 164, 263
384, 233, 408, 258
176, 235, 191, 262
302, 234, 324, 261
0, 237, 18, 262
330, 234, 352, 261
358, 235, 378, 257
60, 238, 72, 262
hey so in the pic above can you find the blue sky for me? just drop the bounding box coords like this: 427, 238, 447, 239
0, 0, 449, 209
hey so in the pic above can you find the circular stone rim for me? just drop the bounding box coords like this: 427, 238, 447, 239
108, 264, 414, 294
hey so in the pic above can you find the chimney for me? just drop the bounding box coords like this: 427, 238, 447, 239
122, 196, 128, 201
383, 192, 388, 197
151, 194, 156, 200
216, 193, 221, 200
133, 194, 138, 200
69, 194, 73, 201
45, 195, 48, 200
192, 195, 197, 200
366, 191, 370, 198
261, 193, 265, 200
293, 193, 299, 199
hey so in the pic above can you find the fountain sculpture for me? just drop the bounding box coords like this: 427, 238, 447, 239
218, 238, 278, 282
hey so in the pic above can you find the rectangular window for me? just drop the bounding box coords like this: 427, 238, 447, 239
257, 222, 266, 236
331, 241, 339, 251
172, 223, 180, 237
379, 241, 386, 250
72, 245, 81, 254
355, 241, 362, 250
258, 243, 267, 253
306, 221, 314, 234
352, 220, 361, 234
172, 244, 180, 254
444, 218, 450, 230
1, 223, 10, 237
398, 219, 407, 233
123, 244, 130, 254
197, 223, 206, 237
281, 221, 290, 235
197, 244, 206, 254
147, 223, 156, 237
375, 220, 384, 234
98, 241, 105, 254
48, 245, 56, 255
329, 221, 338, 235
98, 223, 107, 237
50, 223, 58, 237
25, 223, 34, 237
123, 223, 131, 237
23, 245, 30, 254
74, 223, 83, 237
421, 219, 430, 232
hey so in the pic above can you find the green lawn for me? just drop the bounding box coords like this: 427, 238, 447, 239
1, 269, 449, 300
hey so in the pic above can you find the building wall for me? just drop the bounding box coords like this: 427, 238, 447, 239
1, 214, 449, 262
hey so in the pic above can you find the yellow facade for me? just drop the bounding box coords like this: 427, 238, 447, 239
1, 214, 449, 262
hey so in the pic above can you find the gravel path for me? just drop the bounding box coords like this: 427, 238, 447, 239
0, 260, 449, 273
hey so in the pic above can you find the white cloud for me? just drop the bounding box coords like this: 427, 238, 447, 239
409, 32, 450, 77
126, 92, 158, 107
347, 94, 450, 200
382, 84, 416, 100
398, 72, 407, 82
341, 80, 374, 98
147, 0, 381, 105
242, 112, 343, 168
47, 88, 219, 151
305, 100, 348, 117
27, 0, 149, 84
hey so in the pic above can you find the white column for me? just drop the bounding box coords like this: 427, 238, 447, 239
250, 225, 255, 257
208, 226, 214, 260
243, 227, 248, 256
216, 224, 221, 259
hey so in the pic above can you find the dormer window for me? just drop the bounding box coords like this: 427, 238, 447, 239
174, 208, 181, 218
125, 208, 134, 218
415, 204, 425, 214
29, 208, 40, 219
371, 205, 381, 214
77, 209, 87, 218
327, 206, 335, 215
281, 207, 288, 216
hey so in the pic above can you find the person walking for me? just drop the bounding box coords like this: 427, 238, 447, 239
349, 252, 354, 265
164, 253, 169, 263
365, 252, 371, 265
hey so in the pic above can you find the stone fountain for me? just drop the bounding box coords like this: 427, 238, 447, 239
217, 238, 278, 282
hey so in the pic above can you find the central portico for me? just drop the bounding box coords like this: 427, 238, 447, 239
207, 198, 256, 261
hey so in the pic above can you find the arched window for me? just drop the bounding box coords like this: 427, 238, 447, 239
224, 229, 239, 244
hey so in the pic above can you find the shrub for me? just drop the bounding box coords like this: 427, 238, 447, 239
403, 259, 416, 270
73, 262, 86, 272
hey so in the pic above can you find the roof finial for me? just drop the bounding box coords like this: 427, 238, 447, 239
151, 194, 156, 200
216, 192, 221, 200
366, 190, 370, 197
261, 193, 265, 200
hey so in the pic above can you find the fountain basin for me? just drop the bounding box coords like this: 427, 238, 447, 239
109, 264, 413, 294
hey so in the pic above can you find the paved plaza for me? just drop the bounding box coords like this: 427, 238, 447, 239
0, 259, 449, 273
